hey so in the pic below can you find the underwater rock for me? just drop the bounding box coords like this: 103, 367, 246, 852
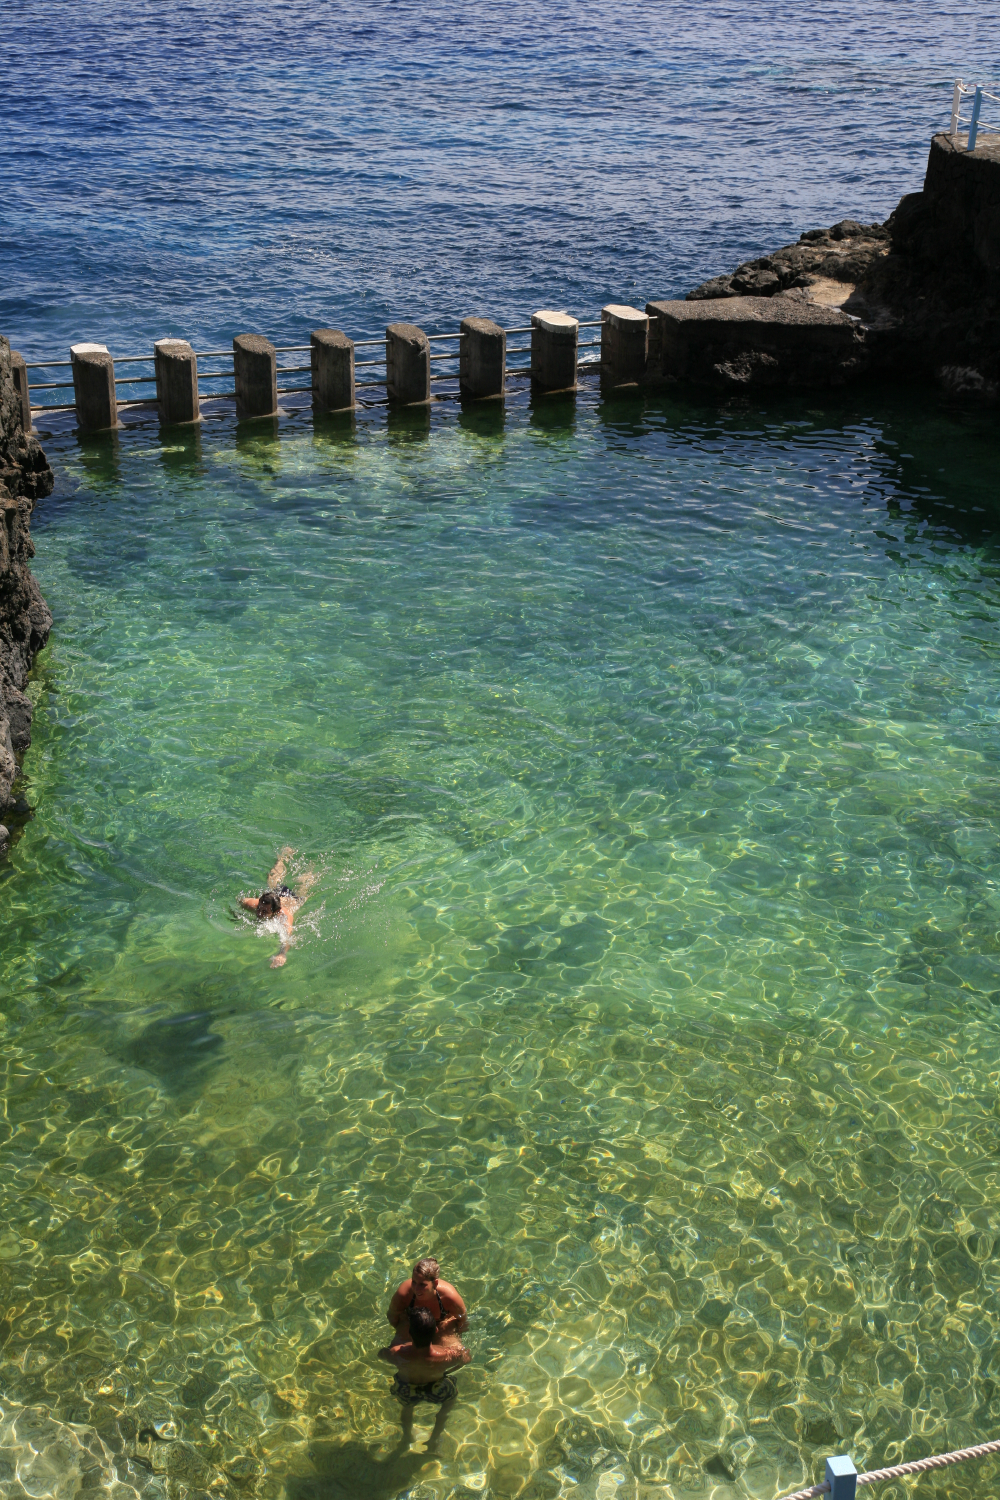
0, 1399, 162, 1500
0, 334, 53, 822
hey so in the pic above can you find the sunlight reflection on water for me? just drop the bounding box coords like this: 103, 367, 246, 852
2, 387, 1000, 1500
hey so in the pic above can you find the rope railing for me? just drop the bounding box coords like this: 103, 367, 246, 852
776, 1436, 1000, 1500
950, 78, 1000, 150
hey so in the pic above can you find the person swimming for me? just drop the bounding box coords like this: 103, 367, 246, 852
240, 846, 316, 968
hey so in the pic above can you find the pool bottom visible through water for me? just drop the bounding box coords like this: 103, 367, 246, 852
3, 382, 1000, 1500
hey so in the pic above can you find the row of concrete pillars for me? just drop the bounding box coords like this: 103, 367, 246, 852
13, 304, 651, 433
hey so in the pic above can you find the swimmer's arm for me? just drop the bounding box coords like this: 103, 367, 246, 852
439, 1283, 468, 1334
377, 1345, 402, 1365
240, 897, 260, 912
442, 1347, 471, 1371
387, 1284, 410, 1327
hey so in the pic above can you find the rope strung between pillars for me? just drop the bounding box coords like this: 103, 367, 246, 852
773, 1435, 1000, 1500
857, 1434, 1000, 1486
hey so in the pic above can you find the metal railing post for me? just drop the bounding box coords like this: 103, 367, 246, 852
826, 1455, 857, 1500
968, 86, 983, 150
951, 79, 963, 139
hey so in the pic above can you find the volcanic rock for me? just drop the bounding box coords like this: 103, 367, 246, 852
0, 334, 53, 823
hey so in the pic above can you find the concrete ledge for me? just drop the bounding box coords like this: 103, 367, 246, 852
646, 296, 866, 388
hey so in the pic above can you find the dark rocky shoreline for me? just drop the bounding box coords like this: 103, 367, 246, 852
0, 336, 53, 849
671, 131, 1000, 399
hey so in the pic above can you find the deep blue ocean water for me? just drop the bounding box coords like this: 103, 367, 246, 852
3, 8, 1000, 1500
3, 0, 996, 355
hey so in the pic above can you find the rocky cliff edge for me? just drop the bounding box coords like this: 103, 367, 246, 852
0, 335, 54, 843
684, 131, 1000, 399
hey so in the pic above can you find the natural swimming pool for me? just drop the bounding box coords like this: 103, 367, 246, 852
3, 383, 1000, 1499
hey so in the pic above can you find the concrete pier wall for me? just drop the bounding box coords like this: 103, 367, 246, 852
234, 334, 277, 419
386, 323, 431, 405
311, 329, 355, 411
10, 352, 31, 433
460, 317, 505, 398
155, 339, 200, 425
16, 127, 1000, 425
531, 311, 578, 391
70, 344, 117, 432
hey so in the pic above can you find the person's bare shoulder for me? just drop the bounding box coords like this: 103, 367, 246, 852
393, 1278, 414, 1301
437, 1279, 466, 1310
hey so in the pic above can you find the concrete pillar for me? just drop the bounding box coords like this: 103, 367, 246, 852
459, 317, 505, 398
71, 343, 117, 432
645, 302, 666, 377
601, 304, 648, 384
386, 323, 430, 405
233, 334, 277, 419
10, 351, 31, 432
311, 329, 355, 411
155, 339, 200, 425
531, 311, 578, 392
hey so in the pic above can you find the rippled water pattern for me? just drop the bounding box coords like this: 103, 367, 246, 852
5, 3, 1000, 1499
2, 0, 996, 363
2, 387, 1000, 1500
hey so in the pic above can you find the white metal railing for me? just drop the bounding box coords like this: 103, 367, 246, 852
950, 79, 1000, 150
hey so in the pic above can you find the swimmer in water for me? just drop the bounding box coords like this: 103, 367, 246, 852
240, 846, 316, 968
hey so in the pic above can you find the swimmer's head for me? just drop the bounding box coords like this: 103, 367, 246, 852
412, 1257, 440, 1289
408, 1307, 437, 1348
257, 890, 282, 918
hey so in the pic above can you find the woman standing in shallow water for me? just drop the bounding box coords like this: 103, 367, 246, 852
241, 846, 316, 968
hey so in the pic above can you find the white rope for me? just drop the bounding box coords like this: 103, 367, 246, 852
857, 1436, 1000, 1487
774, 1436, 1000, 1500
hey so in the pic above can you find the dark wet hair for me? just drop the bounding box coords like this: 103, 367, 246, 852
257, 890, 281, 918
409, 1307, 437, 1347
413, 1257, 440, 1281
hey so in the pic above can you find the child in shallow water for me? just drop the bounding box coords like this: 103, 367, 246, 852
240, 846, 316, 968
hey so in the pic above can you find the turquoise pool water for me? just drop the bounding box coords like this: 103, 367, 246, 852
4, 386, 1000, 1500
